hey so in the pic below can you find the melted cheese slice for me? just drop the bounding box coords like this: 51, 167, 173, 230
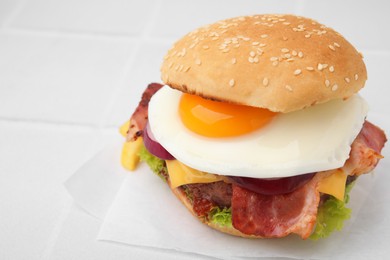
166, 160, 224, 188
119, 121, 130, 137
166, 159, 347, 200
121, 137, 143, 171
318, 169, 347, 201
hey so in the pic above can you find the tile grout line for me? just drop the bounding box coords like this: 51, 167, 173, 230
0, 117, 118, 133
96, 0, 164, 130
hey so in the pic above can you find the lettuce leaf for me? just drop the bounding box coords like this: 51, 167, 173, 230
138, 145, 355, 239
207, 182, 356, 239
309, 182, 355, 240
209, 207, 232, 228
138, 144, 167, 181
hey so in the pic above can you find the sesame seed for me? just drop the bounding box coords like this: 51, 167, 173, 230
292, 50, 298, 56
184, 66, 190, 72
261, 34, 268, 38
306, 66, 314, 71
259, 43, 267, 47
272, 61, 279, 66
329, 45, 336, 51
318, 63, 324, 71
168, 62, 173, 68
283, 22, 291, 25
263, 77, 269, 86
252, 42, 260, 46
325, 79, 330, 87
250, 51, 256, 57
243, 37, 251, 41
294, 69, 302, 75
286, 58, 295, 62
232, 58, 237, 64
298, 51, 304, 58
345, 77, 350, 83
248, 57, 254, 63
355, 74, 359, 80
195, 59, 202, 65
322, 64, 328, 69
253, 57, 259, 63
329, 66, 335, 72
285, 85, 293, 92
305, 34, 311, 38
229, 79, 235, 87
202, 45, 209, 49
270, 57, 278, 61
332, 84, 338, 91
281, 48, 289, 53
334, 42, 340, 48
222, 48, 230, 53
284, 53, 291, 59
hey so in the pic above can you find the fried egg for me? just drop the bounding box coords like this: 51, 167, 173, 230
148, 86, 368, 178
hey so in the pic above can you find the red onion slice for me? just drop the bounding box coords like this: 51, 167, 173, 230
143, 122, 175, 160
229, 172, 315, 195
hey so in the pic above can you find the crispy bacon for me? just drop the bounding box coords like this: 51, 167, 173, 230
230, 120, 386, 238
343, 121, 387, 176
231, 173, 327, 239
126, 83, 163, 141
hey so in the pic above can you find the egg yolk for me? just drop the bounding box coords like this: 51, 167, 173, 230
179, 93, 277, 137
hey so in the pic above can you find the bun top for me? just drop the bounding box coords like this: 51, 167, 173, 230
160, 14, 367, 113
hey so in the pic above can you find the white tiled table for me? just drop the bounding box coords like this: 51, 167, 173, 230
1, 1, 389, 259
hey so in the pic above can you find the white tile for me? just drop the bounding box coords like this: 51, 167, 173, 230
303, 0, 390, 51
0, 0, 23, 26
104, 41, 171, 127
359, 51, 390, 115
150, 0, 300, 39
8, 0, 158, 35
0, 123, 98, 259
0, 32, 135, 125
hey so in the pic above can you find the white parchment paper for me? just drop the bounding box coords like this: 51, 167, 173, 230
66, 137, 389, 259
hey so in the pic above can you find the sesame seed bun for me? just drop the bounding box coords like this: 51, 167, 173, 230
160, 14, 367, 113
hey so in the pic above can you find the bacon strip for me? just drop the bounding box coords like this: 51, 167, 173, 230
232, 174, 326, 239
343, 121, 387, 176
231, 121, 386, 239
126, 83, 163, 141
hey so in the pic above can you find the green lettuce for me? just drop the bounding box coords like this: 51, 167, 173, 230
309, 182, 354, 240
139, 144, 355, 239
138, 144, 167, 181
209, 207, 232, 228
207, 182, 355, 239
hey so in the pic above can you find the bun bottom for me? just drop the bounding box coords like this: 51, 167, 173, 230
169, 183, 263, 239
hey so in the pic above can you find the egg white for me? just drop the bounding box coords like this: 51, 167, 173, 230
148, 86, 368, 178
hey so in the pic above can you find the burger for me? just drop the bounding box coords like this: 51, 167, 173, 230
119, 14, 386, 239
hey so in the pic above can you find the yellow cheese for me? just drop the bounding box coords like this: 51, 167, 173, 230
166, 160, 224, 188
166, 158, 347, 200
119, 121, 130, 137
121, 137, 143, 171
318, 169, 347, 201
